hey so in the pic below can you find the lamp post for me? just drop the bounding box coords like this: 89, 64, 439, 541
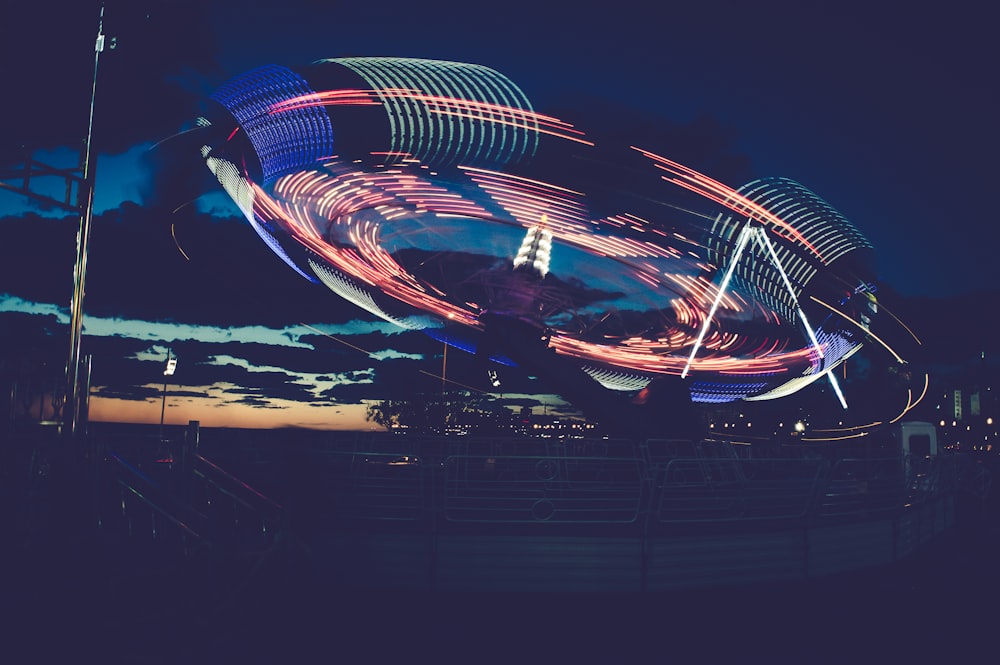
65, 2, 109, 439
160, 349, 177, 440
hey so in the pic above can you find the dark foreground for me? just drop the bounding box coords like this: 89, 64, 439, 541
5, 527, 999, 664
2, 427, 999, 663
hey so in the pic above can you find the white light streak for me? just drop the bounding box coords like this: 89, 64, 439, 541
682, 222, 753, 378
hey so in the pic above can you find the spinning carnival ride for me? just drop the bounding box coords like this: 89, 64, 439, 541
191, 57, 910, 411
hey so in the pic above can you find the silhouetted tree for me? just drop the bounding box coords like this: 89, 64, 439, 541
365, 390, 503, 432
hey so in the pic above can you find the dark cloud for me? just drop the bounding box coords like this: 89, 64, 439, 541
163, 388, 212, 400
0, 214, 77, 305
98, 333, 435, 410
228, 396, 284, 409
0, 205, 367, 326
174, 355, 320, 403
91, 385, 162, 402
0, 310, 65, 349
203, 339, 375, 381
223, 379, 321, 406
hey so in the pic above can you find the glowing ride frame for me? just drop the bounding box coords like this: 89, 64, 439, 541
194, 57, 911, 409
681, 220, 848, 410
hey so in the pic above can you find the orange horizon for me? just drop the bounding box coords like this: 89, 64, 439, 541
87, 395, 383, 431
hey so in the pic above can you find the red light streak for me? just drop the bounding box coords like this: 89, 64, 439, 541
222, 124, 873, 401
631, 146, 824, 260
270, 89, 595, 146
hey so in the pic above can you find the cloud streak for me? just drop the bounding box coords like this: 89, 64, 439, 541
1, 293, 428, 349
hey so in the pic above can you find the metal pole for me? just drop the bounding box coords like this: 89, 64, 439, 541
441, 341, 448, 396
80, 353, 92, 433
65, 2, 106, 438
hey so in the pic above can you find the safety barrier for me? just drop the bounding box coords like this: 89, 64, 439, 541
92, 432, 962, 591
288, 436, 955, 528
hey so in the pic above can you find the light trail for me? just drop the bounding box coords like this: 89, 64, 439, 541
809, 295, 906, 364
201, 56, 904, 406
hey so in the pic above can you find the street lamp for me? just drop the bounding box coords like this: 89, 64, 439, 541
160, 349, 177, 439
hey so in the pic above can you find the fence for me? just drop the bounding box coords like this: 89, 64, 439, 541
95, 432, 961, 591
287, 435, 951, 527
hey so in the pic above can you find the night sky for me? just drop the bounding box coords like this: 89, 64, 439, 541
1, 0, 996, 430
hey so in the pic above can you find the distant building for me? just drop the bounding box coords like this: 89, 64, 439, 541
930, 351, 997, 452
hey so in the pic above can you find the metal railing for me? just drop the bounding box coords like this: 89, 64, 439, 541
99, 447, 284, 554
191, 454, 283, 548
104, 452, 205, 556
818, 456, 908, 518
287, 436, 959, 529
93, 433, 962, 560
443, 454, 646, 524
